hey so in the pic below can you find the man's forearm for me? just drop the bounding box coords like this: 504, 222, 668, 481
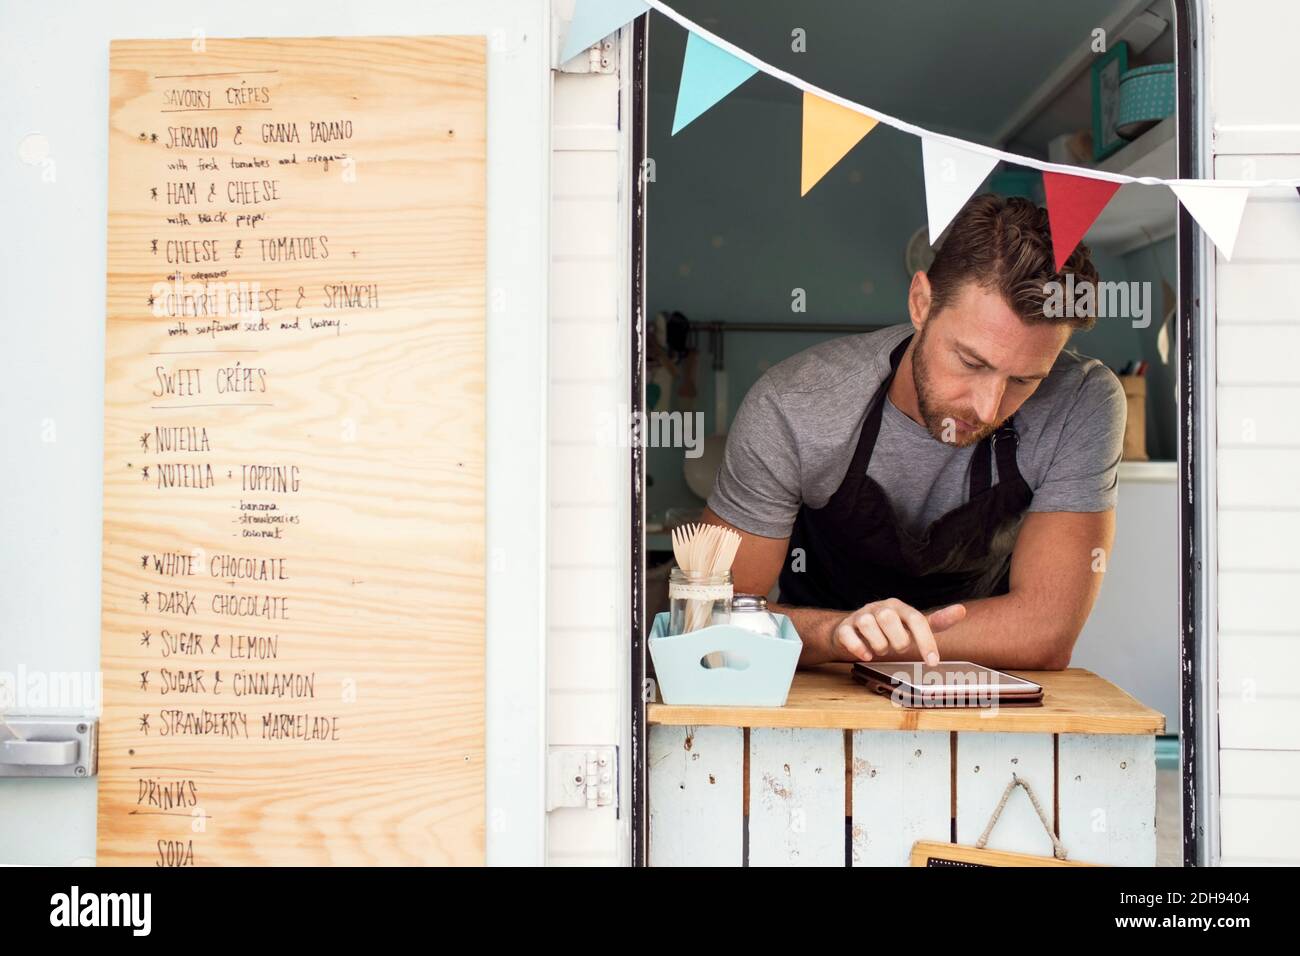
773, 591, 1073, 670
905, 592, 1072, 669
769, 603, 846, 667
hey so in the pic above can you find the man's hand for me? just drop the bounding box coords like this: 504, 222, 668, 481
828, 599, 967, 665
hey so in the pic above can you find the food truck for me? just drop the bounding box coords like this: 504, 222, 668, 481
0, 0, 1296, 869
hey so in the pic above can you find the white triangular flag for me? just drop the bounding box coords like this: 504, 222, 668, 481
1170, 183, 1251, 261
922, 138, 1000, 245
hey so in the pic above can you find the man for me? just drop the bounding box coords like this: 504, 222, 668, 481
702, 194, 1126, 671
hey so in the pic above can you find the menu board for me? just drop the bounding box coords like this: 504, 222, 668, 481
99, 37, 486, 865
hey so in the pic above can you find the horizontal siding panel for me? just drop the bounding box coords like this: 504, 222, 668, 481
1217, 264, 1300, 324
1218, 327, 1300, 385
1219, 510, 1300, 570
1219, 749, 1300, 865
549, 567, 619, 629
549, 625, 618, 692
552, 150, 620, 198
1215, 154, 1300, 183
1218, 449, 1300, 508
551, 317, 622, 384
547, 807, 621, 856
551, 197, 620, 258
1220, 635, 1300, 750
551, 258, 620, 320
550, 442, 621, 506
553, 71, 620, 127
1211, 5, 1300, 133
550, 503, 622, 566
550, 381, 621, 443
1221, 699, 1300, 752
548, 688, 621, 745
1217, 387, 1300, 447
1218, 570, 1298, 634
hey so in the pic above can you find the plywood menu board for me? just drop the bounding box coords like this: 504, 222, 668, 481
100, 37, 486, 865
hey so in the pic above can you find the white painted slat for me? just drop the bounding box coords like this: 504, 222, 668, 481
1211, 3, 1300, 137
1218, 327, 1300, 386
550, 689, 620, 745
551, 258, 619, 320
549, 503, 622, 567
549, 567, 618, 629
551, 198, 620, 258
1220, 749, 1300, 865
1217, 264, 1300, 324
553, 71, 620, 126
549, 442, 619, 506
550, 382, 617, 443
1217, 387, 1300, 448
1057, 734, 1157, 865
548, 626, 617, 692
552, 149, 620, 199
850, 731, 951, 866
1218, 450, 1300, 509
1215, 155, 1300, 184
1218, 570, 1298, 635
954, 733, 1055, 855
1219, 633, 1300, 749
551, 318, 622, 384
748, 727, 845, 866
648, 725, 744, 866
1220, 699, 1300, 752
1219, 511, 1300, 571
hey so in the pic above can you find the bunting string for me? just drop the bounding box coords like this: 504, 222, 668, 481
562, 0, 1300, 262
637, 0, 1300, 189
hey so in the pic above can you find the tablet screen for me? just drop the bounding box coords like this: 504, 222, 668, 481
859, 661, 1041, 695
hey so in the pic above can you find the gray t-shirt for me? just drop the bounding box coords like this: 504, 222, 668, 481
708, 323, 1127, 539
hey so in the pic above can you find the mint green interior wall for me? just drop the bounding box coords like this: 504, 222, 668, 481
1071, 237, 1179, 462
645, 85, 927, 515
644, 9, 1178, 522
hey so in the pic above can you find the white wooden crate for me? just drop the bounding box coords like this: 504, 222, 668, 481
648, 725, 1156, 866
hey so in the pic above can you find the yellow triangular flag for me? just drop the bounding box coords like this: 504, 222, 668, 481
801, 91, 878, 196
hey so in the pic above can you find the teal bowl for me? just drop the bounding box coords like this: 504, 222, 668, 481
1117, 63, 1175, 139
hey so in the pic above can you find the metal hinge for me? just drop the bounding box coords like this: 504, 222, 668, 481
0, 716, 99, 778
557, 36, 617, 74
547, 745, 618, 811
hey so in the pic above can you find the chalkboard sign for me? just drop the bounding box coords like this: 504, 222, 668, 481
99, 36, 486, 865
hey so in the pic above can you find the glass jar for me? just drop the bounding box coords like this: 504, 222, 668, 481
668, 568, 732, 635
729, 594, 780, 638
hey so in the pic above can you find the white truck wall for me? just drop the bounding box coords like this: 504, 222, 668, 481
545, 0, 635, 866
1209, 0, 1300, 865
0, 0, 551, 867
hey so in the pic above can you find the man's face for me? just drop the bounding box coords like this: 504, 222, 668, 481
910, 278, 1071, 447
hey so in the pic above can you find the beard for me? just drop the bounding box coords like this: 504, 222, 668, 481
911, 326, 1001, 447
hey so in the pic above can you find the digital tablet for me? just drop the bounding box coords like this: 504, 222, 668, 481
852, 661, 1044, 708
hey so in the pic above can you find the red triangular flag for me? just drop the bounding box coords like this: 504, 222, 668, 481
1042, 172, 1122, 270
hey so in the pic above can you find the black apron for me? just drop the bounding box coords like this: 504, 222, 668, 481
778, 333, 1033, 612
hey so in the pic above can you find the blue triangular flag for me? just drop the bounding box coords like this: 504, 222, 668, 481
672, 32, 758, 135
560, 0, 650, 65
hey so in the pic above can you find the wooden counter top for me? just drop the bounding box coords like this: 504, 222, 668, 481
646, 666, 1165, 734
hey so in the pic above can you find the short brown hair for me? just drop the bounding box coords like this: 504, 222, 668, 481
926, 193, 1100, 331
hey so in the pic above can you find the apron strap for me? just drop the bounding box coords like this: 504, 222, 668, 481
840, 333, 913, 497
969, 416, 1022, 498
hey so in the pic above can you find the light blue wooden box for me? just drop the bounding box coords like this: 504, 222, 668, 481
648, 611, 802, 706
